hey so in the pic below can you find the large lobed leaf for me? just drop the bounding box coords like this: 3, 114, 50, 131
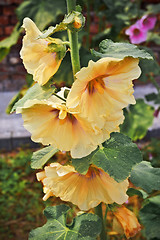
120, 99, 154, 141
29, 205, 102, 240
11, 83, 55, 113
72, 132, 142, 182
31, 146, 58, 169
91, 39, 153, 60
140, 195, 160, 240
130, 161, 160, 193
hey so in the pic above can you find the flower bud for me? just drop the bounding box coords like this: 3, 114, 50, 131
112, 206, 141, 239
64, 11, 85, 32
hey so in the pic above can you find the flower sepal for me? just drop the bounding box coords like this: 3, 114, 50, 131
46, 38, 66, 61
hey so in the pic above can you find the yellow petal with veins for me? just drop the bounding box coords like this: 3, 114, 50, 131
37, 163, 129, 211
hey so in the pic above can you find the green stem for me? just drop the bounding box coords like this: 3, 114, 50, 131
95, 203, 107, 240
104, 205, 108, 226
66, 0, 81, 78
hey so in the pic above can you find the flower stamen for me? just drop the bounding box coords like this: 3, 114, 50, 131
86, 76, 106, 95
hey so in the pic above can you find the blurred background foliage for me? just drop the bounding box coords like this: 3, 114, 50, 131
0, 0, 160, 239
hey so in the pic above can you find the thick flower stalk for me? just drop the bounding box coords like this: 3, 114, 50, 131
67, 57, 141, 128
20, 18, 66, 85
37, 163, 129, 211
112, 206, 141, 239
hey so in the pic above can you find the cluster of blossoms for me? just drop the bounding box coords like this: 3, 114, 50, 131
18, 17, 141, 238
125, 15, 157, 44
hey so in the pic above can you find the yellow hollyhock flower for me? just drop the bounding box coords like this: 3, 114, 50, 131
17, 94, 107, 158
112, 206, 141, 239
67, 57, 141, 128
20, 17, 66, 85
37, 163, 129, 211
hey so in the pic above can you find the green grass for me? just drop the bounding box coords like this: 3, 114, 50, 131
0, 149, 48, 240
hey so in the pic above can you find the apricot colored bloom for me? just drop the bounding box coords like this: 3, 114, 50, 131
125, 21, 147, 44
37, 163, 129, 211
140, 15, 157, 31
20, 18, 65, 85
67, 57, 141, 128
16, 95, 107, 158
113, 206, 141, 239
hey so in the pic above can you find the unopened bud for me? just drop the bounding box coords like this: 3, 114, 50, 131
64, 11, 85, 32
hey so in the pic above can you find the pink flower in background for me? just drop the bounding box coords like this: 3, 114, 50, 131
140, 15, 157, 31
125, 21, 147, 44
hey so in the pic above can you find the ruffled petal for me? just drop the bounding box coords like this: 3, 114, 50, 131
67, 57, 141, 129
20, 17, 62, 85
18, 96, 105, 158
37, 163, 129, 211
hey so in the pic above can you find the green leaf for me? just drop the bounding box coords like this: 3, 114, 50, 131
38, 22, 67, 39
39, 11, 85, 38
72, 150, 97, 175
140, 195, 160, 239
6, 90, 25, 115
147, 32, 160, 45
0, 23, 21, 62
6, 73, 34, 114
0, 48, 10, 62
120, 99, 154, 141
17, 0, 66, 30
127, 188, 148, 198
11, 83, 55, 113
31, 146, 58, 169
26, 73, 34, 87
72, 132, 142, 182
145, 3, 160, 15
145, 93, 160, 105
29, 205, 102, 240
53, 52, 73, 86
103, 0, 141, 28
145, 93, 158, 102
91, 39, 153, 60
130, 161, 160, 193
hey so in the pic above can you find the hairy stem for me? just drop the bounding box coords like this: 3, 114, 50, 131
66, 0, 81, 78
